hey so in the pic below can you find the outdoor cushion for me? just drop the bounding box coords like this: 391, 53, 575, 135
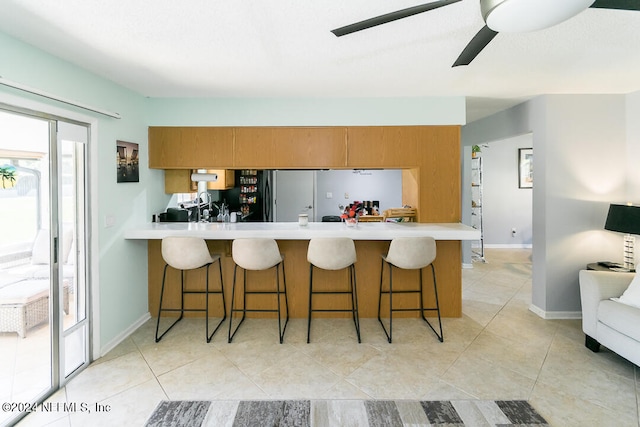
30, 229, 74, 265
0, 280, 50, 305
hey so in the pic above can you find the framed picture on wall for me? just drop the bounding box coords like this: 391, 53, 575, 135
518, 148, 533, 189
116, 140, 139, 183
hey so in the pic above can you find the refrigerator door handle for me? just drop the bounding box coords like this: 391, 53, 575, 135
264, 171, 272, 221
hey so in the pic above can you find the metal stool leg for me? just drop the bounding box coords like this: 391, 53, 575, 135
155, 264, 185, 343
307, 264, 314, 343
378, 259, 394, 343
276, 261, 289, 344
350, 264, 361, 343
282, 259, 289, 333
206, 258, 227, 343
419, 264, 443, 342
388, 264, 393, 343
228, 264, 247, 343
205, 264, 210, 341
377, 258, 384, 326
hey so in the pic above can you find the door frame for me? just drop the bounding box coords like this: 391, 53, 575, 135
0, 95, 99, 399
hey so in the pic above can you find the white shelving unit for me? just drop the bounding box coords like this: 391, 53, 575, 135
471, 155, 485, 262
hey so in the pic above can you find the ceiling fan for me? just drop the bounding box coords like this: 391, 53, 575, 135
331, 0, 640, 67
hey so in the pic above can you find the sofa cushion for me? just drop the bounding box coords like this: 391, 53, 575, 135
612, 273, 640, 309
598, 299, 640, 342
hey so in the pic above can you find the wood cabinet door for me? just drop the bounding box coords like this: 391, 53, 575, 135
164, 169, 194, 194
149, 127, 234, 168
347, 126, 424, 167
234, 127, 346, 168
418, 126, 461, 222
164, 169, 236, 194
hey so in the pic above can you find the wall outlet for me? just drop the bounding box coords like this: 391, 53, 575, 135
105, 214, 116, 228
511, 228, 516, 237
326, 192, 333, 199
344, 192, 349, 199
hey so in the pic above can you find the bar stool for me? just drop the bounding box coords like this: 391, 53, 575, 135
155, 237, 226, 343
228, 238, 289, 344
378, 236, 443, 343
307, 238, 361, 343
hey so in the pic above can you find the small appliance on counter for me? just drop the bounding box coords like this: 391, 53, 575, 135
158, 207, 190, 222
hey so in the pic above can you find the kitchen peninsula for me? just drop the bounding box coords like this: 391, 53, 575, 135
126, 222, 479, 318
141, 125, 467, 318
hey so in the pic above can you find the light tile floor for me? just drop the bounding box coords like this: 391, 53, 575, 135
15, 249, 640, 427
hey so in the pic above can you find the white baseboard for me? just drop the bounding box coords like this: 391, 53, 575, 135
462, 263, 474, 269
529, 304, 581, 320
484, 244, 533, 249
98, 312, 151, 359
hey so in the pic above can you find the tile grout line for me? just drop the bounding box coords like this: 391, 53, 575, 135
130, 335, 171, 402
441, 261, 541, 399
437, 263, 508, 394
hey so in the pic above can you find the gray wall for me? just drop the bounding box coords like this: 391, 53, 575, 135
482, 134, 533, 247
315, 170, 403, 220
463, 95, 627, 317
627, 91, 640, 198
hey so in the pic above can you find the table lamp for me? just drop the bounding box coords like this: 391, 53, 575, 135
604, 203, 640, 271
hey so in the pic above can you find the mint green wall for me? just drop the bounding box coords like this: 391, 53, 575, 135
146, 97, 465, 126
0, 31, 167, 354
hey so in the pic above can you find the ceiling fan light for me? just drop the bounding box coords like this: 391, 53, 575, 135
482, 0, 594, 33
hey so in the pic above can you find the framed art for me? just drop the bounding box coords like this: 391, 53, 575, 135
116, 140, 139, 183
518, 148, 533, 189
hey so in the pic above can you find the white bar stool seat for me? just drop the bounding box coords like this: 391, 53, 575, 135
378, 236, 443, 343
307, 237, 361, 343
228, 238, 289, 343
156, 237, 226, 343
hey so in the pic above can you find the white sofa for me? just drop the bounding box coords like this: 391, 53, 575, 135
579, 270, 640, 367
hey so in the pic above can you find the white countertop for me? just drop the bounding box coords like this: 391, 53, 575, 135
124, 221, 480, 241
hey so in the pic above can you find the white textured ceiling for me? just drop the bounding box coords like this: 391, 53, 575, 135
1, 0, 639, 122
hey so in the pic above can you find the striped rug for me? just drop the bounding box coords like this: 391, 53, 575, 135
145, 399, 549, 426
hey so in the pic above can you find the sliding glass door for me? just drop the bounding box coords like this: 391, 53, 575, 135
0, 107, 90, 425
58, 122, 90, 379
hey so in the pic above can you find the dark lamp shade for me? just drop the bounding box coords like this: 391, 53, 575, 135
604, 204, 640, 235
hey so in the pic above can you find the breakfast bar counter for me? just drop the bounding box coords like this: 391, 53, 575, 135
125, 222, 480, 319
124, 221, 480, 241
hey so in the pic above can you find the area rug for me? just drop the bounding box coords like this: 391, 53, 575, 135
145, 399, 549, 426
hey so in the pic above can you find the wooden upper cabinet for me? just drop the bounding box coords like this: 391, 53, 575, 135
418, 126, 461, 222
347, 126, 427, 167
149, 127, 234, 169
234, 127, 346, 168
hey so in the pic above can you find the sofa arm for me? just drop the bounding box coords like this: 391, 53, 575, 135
579, 270, 635, 337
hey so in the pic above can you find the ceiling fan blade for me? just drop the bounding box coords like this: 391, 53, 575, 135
452, 26, 498, 67
331, 0, 462, 37
590, 0, 640, 11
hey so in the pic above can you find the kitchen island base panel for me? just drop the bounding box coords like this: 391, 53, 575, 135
148, 240, 462, 319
